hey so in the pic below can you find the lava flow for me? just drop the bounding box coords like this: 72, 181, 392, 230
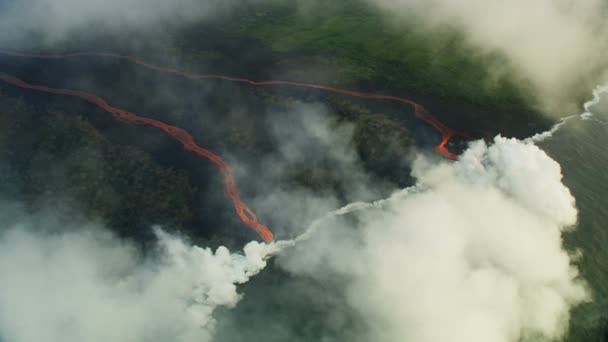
0, 49, 466, 242
0, 49, 464, 159
0, 73, 274, 243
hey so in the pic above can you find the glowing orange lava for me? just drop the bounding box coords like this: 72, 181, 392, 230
0, 73, 274, 243
0, 49, 466, 242
0, 50, 464, 159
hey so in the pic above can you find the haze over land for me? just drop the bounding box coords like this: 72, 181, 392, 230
2, 0, 607, 112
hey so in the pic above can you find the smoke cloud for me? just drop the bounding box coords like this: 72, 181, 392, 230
366, 0, 608, 113
0, 218, 276, 342
0, 102, 590, 341
279, 136, 588, 342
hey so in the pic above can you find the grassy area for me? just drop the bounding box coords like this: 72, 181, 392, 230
230, 1, 531, 110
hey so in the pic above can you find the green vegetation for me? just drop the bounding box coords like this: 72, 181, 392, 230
0, 92, 194, 239
354, 113, 411, 167
230, 1, 531, 110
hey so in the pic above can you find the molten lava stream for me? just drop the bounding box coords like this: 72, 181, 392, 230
0, 49, 466, 242
0, 73, 274, 243
0, 49, 464, 159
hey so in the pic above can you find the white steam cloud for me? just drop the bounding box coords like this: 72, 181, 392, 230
0, 129, 591, 342
0, 224, 277, 342
0, 1, 598, 340
280, 136, 588, 342
0, 90, 595, 341
366, 0, 608, 112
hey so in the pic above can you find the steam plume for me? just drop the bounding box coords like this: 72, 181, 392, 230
279, 136, 588, 342
0, 222, 276, 342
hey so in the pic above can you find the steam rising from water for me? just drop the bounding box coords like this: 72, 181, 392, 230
1, 78, 605, 342
0, 225, 277, 342
0, 118, 594, 342
279, 136, 588, 342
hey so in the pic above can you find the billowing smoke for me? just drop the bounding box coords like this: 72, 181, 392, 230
0, 0, 597, 335
279, 136, 588, 342
365, 0, 608, 113
0, 112, 590, 341
0, 220, 277, 342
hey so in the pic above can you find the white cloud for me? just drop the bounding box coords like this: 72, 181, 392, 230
0, 224, 276, 342
366, 0, 608, 112
280, 136, 588, 342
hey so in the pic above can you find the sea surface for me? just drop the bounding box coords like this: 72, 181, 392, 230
540, 90, 608, 341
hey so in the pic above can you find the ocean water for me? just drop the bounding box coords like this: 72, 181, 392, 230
539, 91, 608, 341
